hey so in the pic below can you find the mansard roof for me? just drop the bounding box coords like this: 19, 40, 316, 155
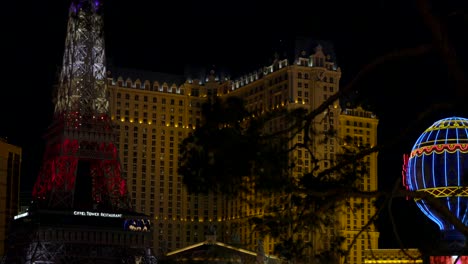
107, 66, 187, 86
262, 37, 337, 65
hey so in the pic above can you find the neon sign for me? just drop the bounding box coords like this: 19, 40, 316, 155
124, 219, 151, 232
14, 212, 29, 220
73, 211, 122, 218
402, 153, 409, 200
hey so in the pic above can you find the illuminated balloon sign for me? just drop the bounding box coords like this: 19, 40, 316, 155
403, 117, 468, 240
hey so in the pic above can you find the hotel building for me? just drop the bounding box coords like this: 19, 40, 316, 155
106, 40, 379, 263
0, 138, 21, 258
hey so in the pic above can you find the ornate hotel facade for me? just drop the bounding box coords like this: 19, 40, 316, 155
106, 42, 379, 263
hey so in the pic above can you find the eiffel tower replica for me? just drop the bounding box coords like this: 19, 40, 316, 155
4, 1, 155, 263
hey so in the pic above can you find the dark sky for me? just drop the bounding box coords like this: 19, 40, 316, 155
4, 0, 468, 251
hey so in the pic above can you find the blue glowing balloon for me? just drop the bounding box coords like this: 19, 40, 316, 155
404, 117, 468, 238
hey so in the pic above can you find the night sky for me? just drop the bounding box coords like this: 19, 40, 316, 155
3, 0, 468, 251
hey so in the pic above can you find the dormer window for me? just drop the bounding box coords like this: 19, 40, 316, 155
298, 58, 308, 66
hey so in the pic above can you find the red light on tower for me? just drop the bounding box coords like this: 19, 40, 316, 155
402, 153, 409, 200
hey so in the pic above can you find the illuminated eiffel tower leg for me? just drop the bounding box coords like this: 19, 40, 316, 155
4, 1, 154, 263
28, 0, 128, 211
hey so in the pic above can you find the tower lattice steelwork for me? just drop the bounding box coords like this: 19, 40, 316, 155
4, 1, 155, 263
31, 0, 128, 211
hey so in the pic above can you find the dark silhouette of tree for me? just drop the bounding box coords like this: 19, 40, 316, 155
179, 0, 468, 263
179, 96, 291, 197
